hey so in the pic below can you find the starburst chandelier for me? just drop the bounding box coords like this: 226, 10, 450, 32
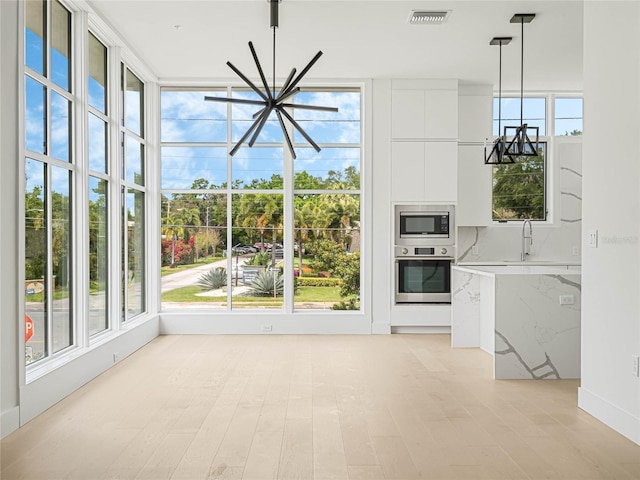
204, 0, 338, 159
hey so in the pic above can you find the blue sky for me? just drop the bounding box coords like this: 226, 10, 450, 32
493, 97, 583, 136
160, 89, 362, 190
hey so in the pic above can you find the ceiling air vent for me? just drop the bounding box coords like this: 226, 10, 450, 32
407, 10, 451, 25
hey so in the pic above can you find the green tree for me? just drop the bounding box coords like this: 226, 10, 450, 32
306, 239, 360, 300
161, 213, 185, 266
235, 193, 283, 261
492, 149, 545, 220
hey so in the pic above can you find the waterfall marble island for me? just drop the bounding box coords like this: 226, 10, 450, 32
451, 264, 581, 380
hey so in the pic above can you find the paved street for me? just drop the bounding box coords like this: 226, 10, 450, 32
161, 256, 249, 293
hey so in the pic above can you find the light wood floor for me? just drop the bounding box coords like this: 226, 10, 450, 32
1, 334, 639, 480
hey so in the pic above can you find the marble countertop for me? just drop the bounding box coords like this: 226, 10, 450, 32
457, 260, 582, 266
453, 264, 581, 276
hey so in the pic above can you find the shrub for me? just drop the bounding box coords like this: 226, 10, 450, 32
247, 251, 271, 267
249, 270, 284, 297
161, 238, 194, 266
295, 277, 341, 287
332, 298, 359, 310
197, 267, 227, 290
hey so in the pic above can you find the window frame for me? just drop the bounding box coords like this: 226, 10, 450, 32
490, 93, 583, 224
159, 85, 364, 313
22, 1, 157, 380
23, 0, 76, 368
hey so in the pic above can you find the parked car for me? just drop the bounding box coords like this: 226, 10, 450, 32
229, 244, 251, 255
253, 242, 271, 251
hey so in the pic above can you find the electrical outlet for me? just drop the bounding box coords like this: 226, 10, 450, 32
261, 324, 272, 333
632, 355, 640, 377
559, 295, 574, 305
113, 352, 119, 363
588, 229, 598, 248
572, 246, 579, 256
472, 245, 479, 255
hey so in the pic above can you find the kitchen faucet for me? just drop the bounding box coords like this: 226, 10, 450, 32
521, 219, 533, 261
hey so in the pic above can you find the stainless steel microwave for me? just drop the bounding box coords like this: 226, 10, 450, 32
395, 205, 455, 246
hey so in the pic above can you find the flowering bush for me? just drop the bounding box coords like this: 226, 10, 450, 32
161, 238, 194, 266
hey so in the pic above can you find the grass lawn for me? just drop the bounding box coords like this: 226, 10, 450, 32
161, 284, 348, 304
25, 289, 70, 302
161, 256, 223, 276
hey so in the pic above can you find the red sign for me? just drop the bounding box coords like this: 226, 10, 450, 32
25, 314, 34, 342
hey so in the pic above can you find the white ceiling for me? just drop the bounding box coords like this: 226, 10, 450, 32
87, 0, 583, 92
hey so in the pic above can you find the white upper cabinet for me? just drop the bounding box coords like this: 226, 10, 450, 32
391, 142, 425, 202
458, 84, 493, 143
391, 80, 458, 140
456, 84, 493, 225
425, 142, 457, 202
391, 141, 457, 203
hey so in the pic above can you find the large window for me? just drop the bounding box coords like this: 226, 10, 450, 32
492, 143, 547, 221
492, 97, 552, 221
24, 0, 73, 364
491, 95, 583, 221
120, 66, 146, 320
24, 1, 150, 369
554, 98, 583, 136
88, 33, 109, 336
160, 87, 362, 311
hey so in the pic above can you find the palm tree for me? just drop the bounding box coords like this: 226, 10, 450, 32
161, 213, 184, 267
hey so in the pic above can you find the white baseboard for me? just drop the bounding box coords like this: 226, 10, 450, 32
20, 317, 159, 426
1, 406, 20, 439
160, 313, 372, 335
578, 387, 640, 445
371, 322, 391, 334
391, 326, 451, 334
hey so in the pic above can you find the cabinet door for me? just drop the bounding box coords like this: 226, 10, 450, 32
424, 90, 458, 139
424, 142, 457, 202
457, 144, 492, 226
458, 94, 492, 143
391, 90, 425, 139
391, 142, 425, 201
392, 89, 458, 139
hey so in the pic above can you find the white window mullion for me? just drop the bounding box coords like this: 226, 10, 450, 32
226, 88, 233, 310
109, 46, 122, 330
45, 164, 54, 358
283, 120, 295, 314
74, 9, 89, 348
145, 80, 160, 315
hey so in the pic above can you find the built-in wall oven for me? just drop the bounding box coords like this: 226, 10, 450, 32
394, 245, 454, 304
394, 205, 455, 304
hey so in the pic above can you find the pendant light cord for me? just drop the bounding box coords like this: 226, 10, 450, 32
498, 41, 503, 136
520, 18, 524, 125
273, 26, 276, 95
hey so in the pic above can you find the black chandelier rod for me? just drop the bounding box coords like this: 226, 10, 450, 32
519, 16, 524, 126
271, 0, 277, 95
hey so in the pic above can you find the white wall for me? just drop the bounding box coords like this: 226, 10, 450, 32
579, 1, 640, 445
0, 0, 21, 437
